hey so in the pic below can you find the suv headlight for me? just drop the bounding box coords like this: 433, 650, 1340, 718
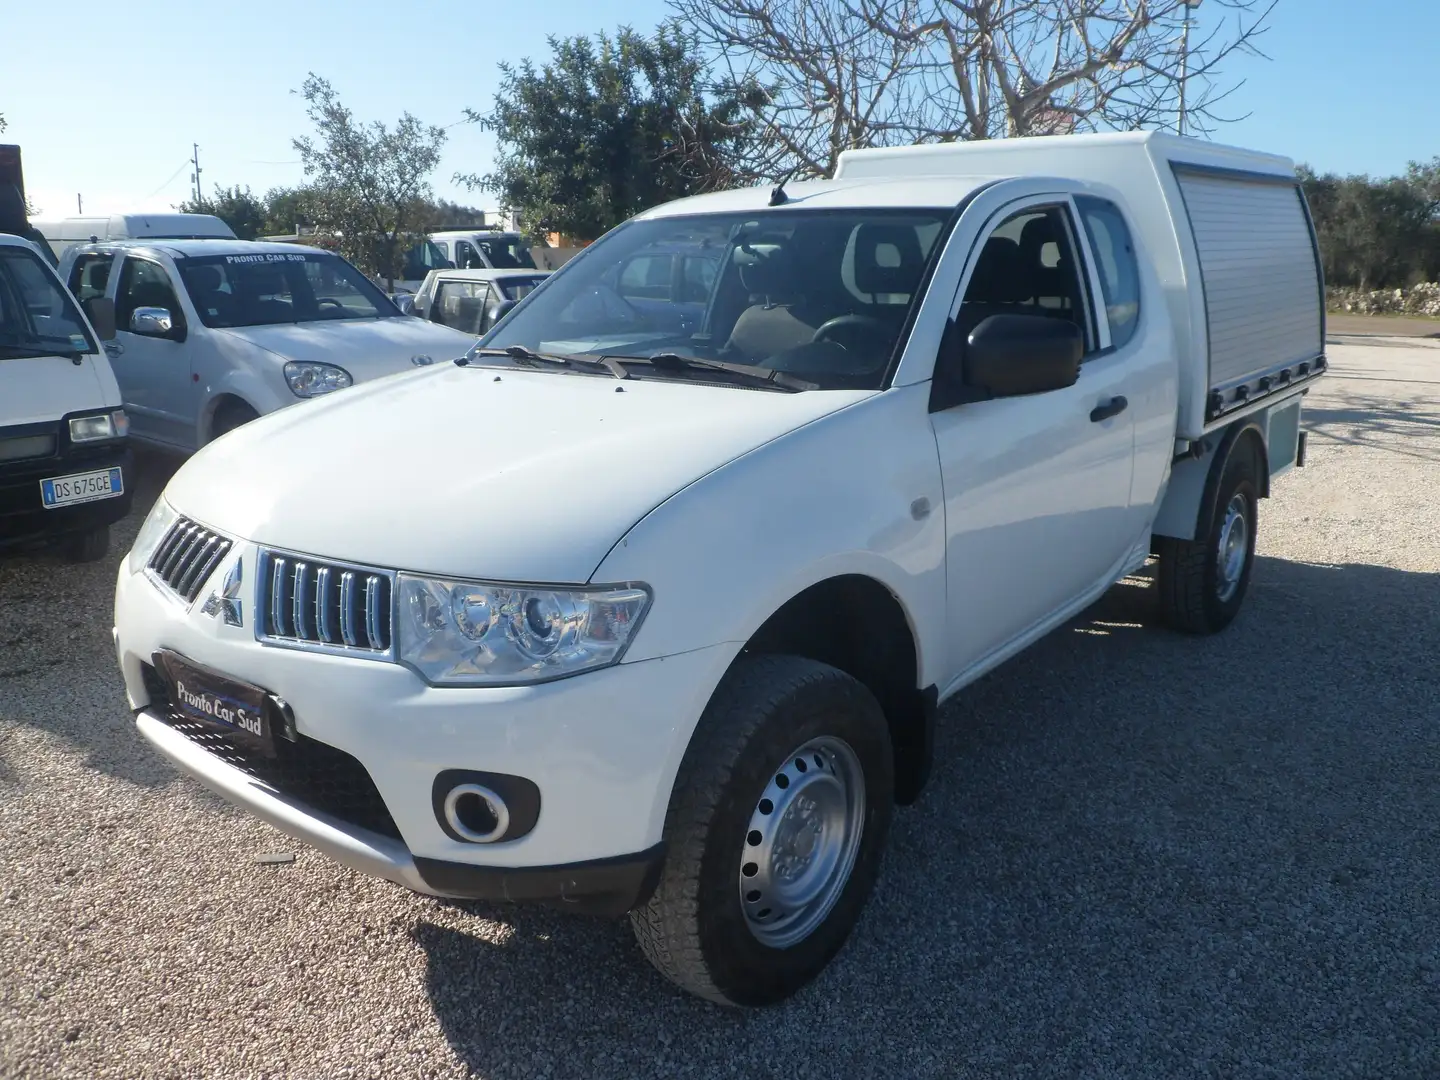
397, 574, 650, 686
69, 409, 129, 442
126, 497, 178, 575
284, 361, 352, 398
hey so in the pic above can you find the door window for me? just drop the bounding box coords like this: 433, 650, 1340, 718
68, 253, 113, 302
432, 280, 493, 335
617, 253, 674, 300
455, 240, 485, 269
1074, 195, 1141, 349
115, 257, 185, 332
955, 203, 1095, 355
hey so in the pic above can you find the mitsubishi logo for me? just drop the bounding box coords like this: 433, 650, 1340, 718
201, 557, 243, 627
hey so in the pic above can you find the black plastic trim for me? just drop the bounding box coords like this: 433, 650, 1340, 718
1195, 416, 1268, 544
412, 842, 667, 918
893, 683, 938, 806
431, 768, 542, 844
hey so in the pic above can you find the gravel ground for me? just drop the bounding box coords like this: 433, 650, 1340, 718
2, 339, 1438, 1080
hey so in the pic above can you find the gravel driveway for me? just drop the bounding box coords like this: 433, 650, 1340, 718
3, 338, 1438, 1080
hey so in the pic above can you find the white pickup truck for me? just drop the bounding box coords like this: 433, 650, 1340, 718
57, 239, 477, 450
113, 132, 1325, 1008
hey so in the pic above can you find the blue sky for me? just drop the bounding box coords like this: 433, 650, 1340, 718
2, 0, 1435, 218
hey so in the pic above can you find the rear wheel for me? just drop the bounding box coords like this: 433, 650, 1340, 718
630, 654, 894, 1007
211, 401, 259, 441
60, 525, 109, 564
1155, 451, 1259, 634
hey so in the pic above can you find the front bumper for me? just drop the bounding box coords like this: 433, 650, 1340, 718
0, 439, 134, 548
114, 546, 736, 911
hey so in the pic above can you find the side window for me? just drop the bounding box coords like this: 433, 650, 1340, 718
432, 280, 490, 335
69, 254, 113, 302
433, 240, 450, 261
617, 253, 674, 300
1075, 195, 1141, 350
678, 255, 717, 304
956, 203, 1094, 354
115, 257, 184, 331
455, 240, 483, 269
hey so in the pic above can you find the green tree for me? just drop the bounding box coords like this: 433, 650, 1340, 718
291, 73, 447, 288
177, 184, 267, 240
261, 186, 317, 236
462, 24, 756, 241
1300, 162, 1440, 290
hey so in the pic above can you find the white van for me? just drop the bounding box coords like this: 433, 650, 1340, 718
33, 213, 236, 262
1, 233, 132, 562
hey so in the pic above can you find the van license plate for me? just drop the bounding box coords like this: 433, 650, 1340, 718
39, 467, 124, 509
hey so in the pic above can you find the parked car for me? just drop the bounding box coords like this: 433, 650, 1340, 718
114, 131, 1325, 1008
409, 267, 551, 335
34, 212, 236, 262
430, 229, 539, 271
0, 232, 131, 561
56, 239, 478, 451
599, 239, 724, 333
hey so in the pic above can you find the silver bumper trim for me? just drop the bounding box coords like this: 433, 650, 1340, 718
134, 709, 457, 897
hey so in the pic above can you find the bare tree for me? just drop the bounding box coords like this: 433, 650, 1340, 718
670, 0, 1278, 180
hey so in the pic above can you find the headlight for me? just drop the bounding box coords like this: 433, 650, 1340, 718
69, 409, 129, 442
284, 361, 353, 398
126, 497, 178, 575
397, 574, 651, 686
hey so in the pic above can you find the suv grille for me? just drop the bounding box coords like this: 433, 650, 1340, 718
148, 517, 233, 603
257, 551, 394, 655
140, 661, 401, 840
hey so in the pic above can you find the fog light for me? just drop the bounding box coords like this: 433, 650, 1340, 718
442, 783, 510, 844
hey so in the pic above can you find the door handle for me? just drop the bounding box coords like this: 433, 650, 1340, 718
104, 341, 123, 358
1089, 395, 1127, 423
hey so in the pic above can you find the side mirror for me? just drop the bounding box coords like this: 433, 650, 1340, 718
490, 298, 518, 324
392, 294, 416, 316
960, 313, 1082, 398
82, 296, 116, 340
129, 306, 174, 337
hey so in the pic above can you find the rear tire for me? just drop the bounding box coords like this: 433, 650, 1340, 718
211, 402, 259, 440
60, 525, 109, 564
1155, 451, 1259, 634
630, 654, 894, 1007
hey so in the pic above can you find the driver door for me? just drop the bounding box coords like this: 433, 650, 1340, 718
110, 255, 196, 449
931, 197, 1139, 679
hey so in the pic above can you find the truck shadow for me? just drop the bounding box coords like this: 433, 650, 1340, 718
414, 554, 1440, 1078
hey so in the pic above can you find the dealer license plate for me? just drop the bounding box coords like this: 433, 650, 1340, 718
154, 650, 276, 757
39, 467, 124, 509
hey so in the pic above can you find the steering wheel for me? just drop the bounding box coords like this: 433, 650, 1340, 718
811, 314, 891, 353
316, 297, 346, 313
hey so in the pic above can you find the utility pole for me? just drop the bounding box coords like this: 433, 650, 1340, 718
190, 143, 203, 204
1178, 0, 1202, 137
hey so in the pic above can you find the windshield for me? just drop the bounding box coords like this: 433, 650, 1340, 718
176, 251, 399, 328
478, 236, 537, 270
481, 208, 951, 390
0, 245, 97, 358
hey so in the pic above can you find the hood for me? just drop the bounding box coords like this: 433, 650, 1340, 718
163, 365, 872, 583
1, 354, 115, 426
218, 317, 476, 382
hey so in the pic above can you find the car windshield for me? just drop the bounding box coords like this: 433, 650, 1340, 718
497, 275, 547, 301
176, 251, 398, 328
480, 208, 951, 390
0, 245, 97, 359
478, 236, 537, 269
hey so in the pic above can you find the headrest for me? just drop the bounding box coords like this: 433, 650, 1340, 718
1020, 215, 1063, 268
734, 241, 794, 297
967, 236, 1029, 303
188, 265, 223, 292
853, 223, 924, 296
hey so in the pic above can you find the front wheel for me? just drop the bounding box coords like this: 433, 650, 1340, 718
60, 525, 110, 564
1155, 451, 1259, 634
211, 401, 259, 441
630, 654, 894, 1007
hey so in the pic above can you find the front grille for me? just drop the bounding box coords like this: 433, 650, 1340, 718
148, 517, 233, 603
0, 434, 56, 463
258, 550, 393, 655
140, 661, 401, 839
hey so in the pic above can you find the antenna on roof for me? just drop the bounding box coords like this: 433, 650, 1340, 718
768, 164, 801, 207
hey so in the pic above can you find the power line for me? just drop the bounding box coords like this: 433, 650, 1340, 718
143, 159, 192, 200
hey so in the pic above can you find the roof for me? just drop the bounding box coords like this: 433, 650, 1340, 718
633, 175, 1001, 220
65, 238, 334, 259
428, 268, 550, 282
430, 229, 523, 240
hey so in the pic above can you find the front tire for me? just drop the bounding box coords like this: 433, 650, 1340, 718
630, 654, 894, 1007
1155, 451, 1259, 634
211, 401, 259, 441
60, 525, 109, 564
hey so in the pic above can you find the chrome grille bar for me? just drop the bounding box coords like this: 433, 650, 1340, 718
257, 549, 393, 658
146, 517, 233, 603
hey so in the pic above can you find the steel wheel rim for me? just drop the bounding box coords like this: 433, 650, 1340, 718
738, 735, 866, 949
1215, 493, 1249, 602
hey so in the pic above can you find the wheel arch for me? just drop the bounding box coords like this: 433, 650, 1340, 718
1153, 415, 1270, 543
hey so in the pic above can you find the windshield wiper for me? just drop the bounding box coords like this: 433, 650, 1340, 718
0, 336, 88, 363
457, 344, 628, 380
602, 352, 817, 392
